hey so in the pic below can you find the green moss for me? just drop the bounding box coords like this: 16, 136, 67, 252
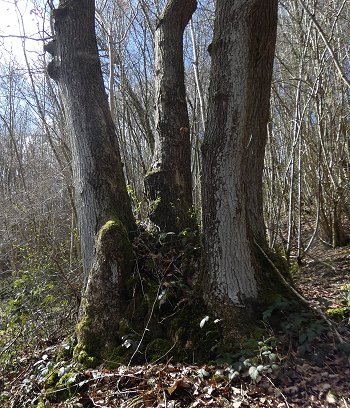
43, 368, 59, 388
45, 371, 83, 403
98, 219, 118, 240
148, 195, 161, 215
44, 386, 70, 403
73, 343, 98, 368
98, 216, 134, 261
74, 309, 98, 364
56, 336, 76, 362
76, 350, 97, 368
73, 310, 100, 367
74, 217, 134, 367
326, 307, 349, 320
56, 371, 77, 388
146, 338, 173, 362
211, 372, 226, 382
44, 369, 87, 403
102, 344, 132, 368
290, 262, 301, 277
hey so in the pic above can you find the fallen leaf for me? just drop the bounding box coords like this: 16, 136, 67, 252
167, 379, 192, 395
326, 391, 338, 404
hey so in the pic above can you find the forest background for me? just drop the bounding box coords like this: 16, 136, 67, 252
0, 0, 349, 406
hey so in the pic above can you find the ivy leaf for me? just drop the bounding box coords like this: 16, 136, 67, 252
228, 370, 240, 380
122, 339, 132, 349
243, 359, 251, 367
248, 366, 261, 383
198, 368, 209, 378
269, 353, 277, 362
200, 316, 209, 328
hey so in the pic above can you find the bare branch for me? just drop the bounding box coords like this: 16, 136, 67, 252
297, 0, 350, 89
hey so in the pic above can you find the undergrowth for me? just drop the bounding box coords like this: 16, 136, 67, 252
1, 228, 350, 407
0, 240, 81, 373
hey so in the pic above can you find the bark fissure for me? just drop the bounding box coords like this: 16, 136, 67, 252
202, 0, 278, 311
145, 0, 197, 232
49, 0, 134, 279
46, 0, 135, 363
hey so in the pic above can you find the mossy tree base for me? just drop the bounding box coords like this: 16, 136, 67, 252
75, 229, 226, 367
74, 219, 134, 366
202, 242, 309, 352
73, 229, 307, 368
144, 169, 196, 233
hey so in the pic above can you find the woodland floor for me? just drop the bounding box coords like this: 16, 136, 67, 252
1, 243, 350, 407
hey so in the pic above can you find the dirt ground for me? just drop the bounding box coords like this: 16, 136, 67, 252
1, 244, 350, 407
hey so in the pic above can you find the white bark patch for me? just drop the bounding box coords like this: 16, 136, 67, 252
110, 262, 119, 285
210, 136, 258, 304
202, 0, 277, 307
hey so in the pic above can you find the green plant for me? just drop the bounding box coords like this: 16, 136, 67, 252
220, 337, 280, 383
263, 297, 328, 353
0, 240, 80, 371
127, 184, 145, 220
340, 284, 350, 306
262, 296, 299, 322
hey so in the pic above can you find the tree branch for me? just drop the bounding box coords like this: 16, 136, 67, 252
297, 0, 350, 89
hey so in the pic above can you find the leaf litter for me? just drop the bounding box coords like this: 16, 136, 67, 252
1, 245, 350, 407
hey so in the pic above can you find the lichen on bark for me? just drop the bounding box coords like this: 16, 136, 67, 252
74, 218, 134, 366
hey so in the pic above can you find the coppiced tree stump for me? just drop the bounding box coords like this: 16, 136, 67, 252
74, 219, 134, 365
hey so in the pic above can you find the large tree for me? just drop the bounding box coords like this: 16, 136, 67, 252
145, 0, 197, 232
45, 0, 297, 363
46, 0, 135, 363
201, 0, 289, 335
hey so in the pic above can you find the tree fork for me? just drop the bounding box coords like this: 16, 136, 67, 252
145, 0, 197, 233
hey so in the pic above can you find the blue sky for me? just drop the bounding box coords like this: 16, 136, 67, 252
0, 0, 44, 62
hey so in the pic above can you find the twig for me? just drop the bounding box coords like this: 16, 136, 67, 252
52, 257, 81, 304
128, 284, 161, 367
148, 341, 177, 365
163, 389, 168, 407
265, 376, 290, 408
0, 330, 22, 359
254, 240, 346, 344
303, 252, 337, 272
0, 34, 51, 41
297, 0, 350, 89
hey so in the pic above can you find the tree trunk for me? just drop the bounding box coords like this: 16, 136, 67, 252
46, 0, 135, 363
202, 0, 287, 336
145, 0, 197, 232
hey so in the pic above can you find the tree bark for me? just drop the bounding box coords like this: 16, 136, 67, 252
46, 0, 135, 363
145, 0, 197, 232
202, 0, 283, 326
